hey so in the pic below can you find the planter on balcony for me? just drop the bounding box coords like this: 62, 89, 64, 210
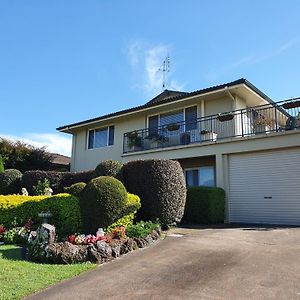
200, 130, 217, 142
282, 100, 300, 109
217, 113, 234, 122
167, 123, 180, 131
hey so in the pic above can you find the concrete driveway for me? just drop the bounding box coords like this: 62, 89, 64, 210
27, 226, 300, 300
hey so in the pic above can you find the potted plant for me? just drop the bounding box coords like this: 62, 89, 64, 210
167, 123, 180, 131
217, 112, 234, 122
180, 132, 191, 145
200, 130, 217, 142
127, 131, 143, 150
253, 115, 275, 133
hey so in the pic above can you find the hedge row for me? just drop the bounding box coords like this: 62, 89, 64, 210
183, 187, 225, 224
122, 159, 186, 228
0, 193, 81, 237
22, 170, 96, 195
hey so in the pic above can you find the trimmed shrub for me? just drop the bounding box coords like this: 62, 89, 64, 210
0, 154, 4, 173
64, 182, 87, 196
122, 159, 186, 228
95, 160, 123, 178
0, 169, 22, 195
183, 187, 225, 224
79, 176, 128, 233
22, 170, 96, 195
0, 194, 81, 237
106, 193, 141, 232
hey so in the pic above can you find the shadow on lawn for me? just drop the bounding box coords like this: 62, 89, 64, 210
0, 246, 23, 261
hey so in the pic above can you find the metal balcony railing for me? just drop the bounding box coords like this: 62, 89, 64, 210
123, 98, 300, 154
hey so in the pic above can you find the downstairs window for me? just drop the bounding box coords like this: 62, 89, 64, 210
185, 166, 215, 187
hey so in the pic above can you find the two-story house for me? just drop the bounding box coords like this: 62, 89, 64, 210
57, 78, 300, 226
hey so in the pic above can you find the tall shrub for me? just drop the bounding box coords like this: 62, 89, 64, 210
0, 155, 4, 173
183, 187, 225, 224
122, 159, 187, 228
95, 160, 123, 178
80, 176, 128, 233
0, 169, 22, 195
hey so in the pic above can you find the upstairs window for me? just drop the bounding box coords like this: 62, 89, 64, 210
88, 125, 114, 149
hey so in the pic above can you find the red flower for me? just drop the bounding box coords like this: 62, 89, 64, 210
68, 234, 76, 244
24, 219, 33, 230
0, 225, 6, 235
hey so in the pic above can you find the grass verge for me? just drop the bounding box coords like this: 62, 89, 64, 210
0, 245, 96, 300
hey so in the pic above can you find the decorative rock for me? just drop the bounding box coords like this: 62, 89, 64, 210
21, 187, 28, 196
111, 242, 121, 258
88, 245, 103, 264
27, 223, 56, 262
96, 241, 112, 261
44, 187, 53, 196
120, 239, 137, 255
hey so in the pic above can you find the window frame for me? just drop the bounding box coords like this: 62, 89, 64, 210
87, 125, 115, 150
146, 105, 198, 131
185, 165, 216, 187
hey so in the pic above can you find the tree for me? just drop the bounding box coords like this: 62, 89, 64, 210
0, 138, 52, 172
0, 154, 4, 173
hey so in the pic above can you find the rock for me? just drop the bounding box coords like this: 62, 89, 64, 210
27, 224, 56, 262
46, 242, 88, 264
96, 241, 112, 261
120, 238, 137, 255
88, 245, 103, 264
111, 242, 121, 258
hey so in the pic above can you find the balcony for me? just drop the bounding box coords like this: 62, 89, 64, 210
123, 99, 300, 154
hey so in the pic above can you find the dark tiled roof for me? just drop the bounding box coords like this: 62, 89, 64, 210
50, 153, 71, 166
57, 78, 273, 131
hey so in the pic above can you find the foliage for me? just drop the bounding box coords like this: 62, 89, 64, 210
64, 182, 86, 196
0, 169, 23, 195
0, 138, 52, 172
123, 159, 187, 228
126, 221, 160, 238
105, 193, 141, 232
79, 176, 130, 233
183, 186, 225, 224
22, 170, 96, 195
0, 194, 81, 237
3, 228, 19, 244
33, 179, 50, 196
0, 245, 95, 300
95, 160, 123, 178
0, 154, 4, 173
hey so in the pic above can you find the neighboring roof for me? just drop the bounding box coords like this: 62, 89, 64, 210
57, 78, 273, 132
50, 153, 71, 166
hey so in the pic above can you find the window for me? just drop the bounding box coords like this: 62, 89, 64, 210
148, 106, 197, 133
88, 126, 114, 149
185, 166, 215, 187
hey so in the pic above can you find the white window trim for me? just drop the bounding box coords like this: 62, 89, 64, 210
86, 124, 115, 150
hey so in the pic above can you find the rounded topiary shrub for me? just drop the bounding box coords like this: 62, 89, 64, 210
79, 176, 128, 233
95, 160, 123, 178
64, 182, 86, 196
122, 159, 187, 228
0, 169, 22, 195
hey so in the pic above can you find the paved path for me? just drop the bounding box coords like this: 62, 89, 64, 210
26, 226, 300, 300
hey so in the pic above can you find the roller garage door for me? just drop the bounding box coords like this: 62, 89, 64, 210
229, 148, 300, 225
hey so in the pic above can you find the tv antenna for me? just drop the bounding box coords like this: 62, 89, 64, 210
158, 55, 170, 90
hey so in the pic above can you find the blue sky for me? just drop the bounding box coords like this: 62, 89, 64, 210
1, 1, 299, 155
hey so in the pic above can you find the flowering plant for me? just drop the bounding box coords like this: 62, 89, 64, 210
0, 225, 6, 242
111, 226, 126, 239
74, 234, 86, 245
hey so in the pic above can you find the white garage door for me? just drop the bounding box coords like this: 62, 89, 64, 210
229, 147, 300, 225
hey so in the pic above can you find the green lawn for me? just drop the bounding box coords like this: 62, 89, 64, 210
0, 245, 96, 300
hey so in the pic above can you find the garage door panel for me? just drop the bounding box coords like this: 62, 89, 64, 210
229, 148, 300, 225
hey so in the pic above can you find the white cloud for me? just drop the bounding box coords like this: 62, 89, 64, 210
0, 133, 72, 156
126, 41, 185, 97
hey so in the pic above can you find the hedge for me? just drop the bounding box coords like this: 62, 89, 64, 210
105, 193, 141, 232
21, 170, 96, 195
183, 187, 225, 224
0, 193, 81, 237
79, 176, 129, 233
122, 159, 186, 228
64, 182, 87, 196
95, 160, 123, 178
0, 169, 22, 195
